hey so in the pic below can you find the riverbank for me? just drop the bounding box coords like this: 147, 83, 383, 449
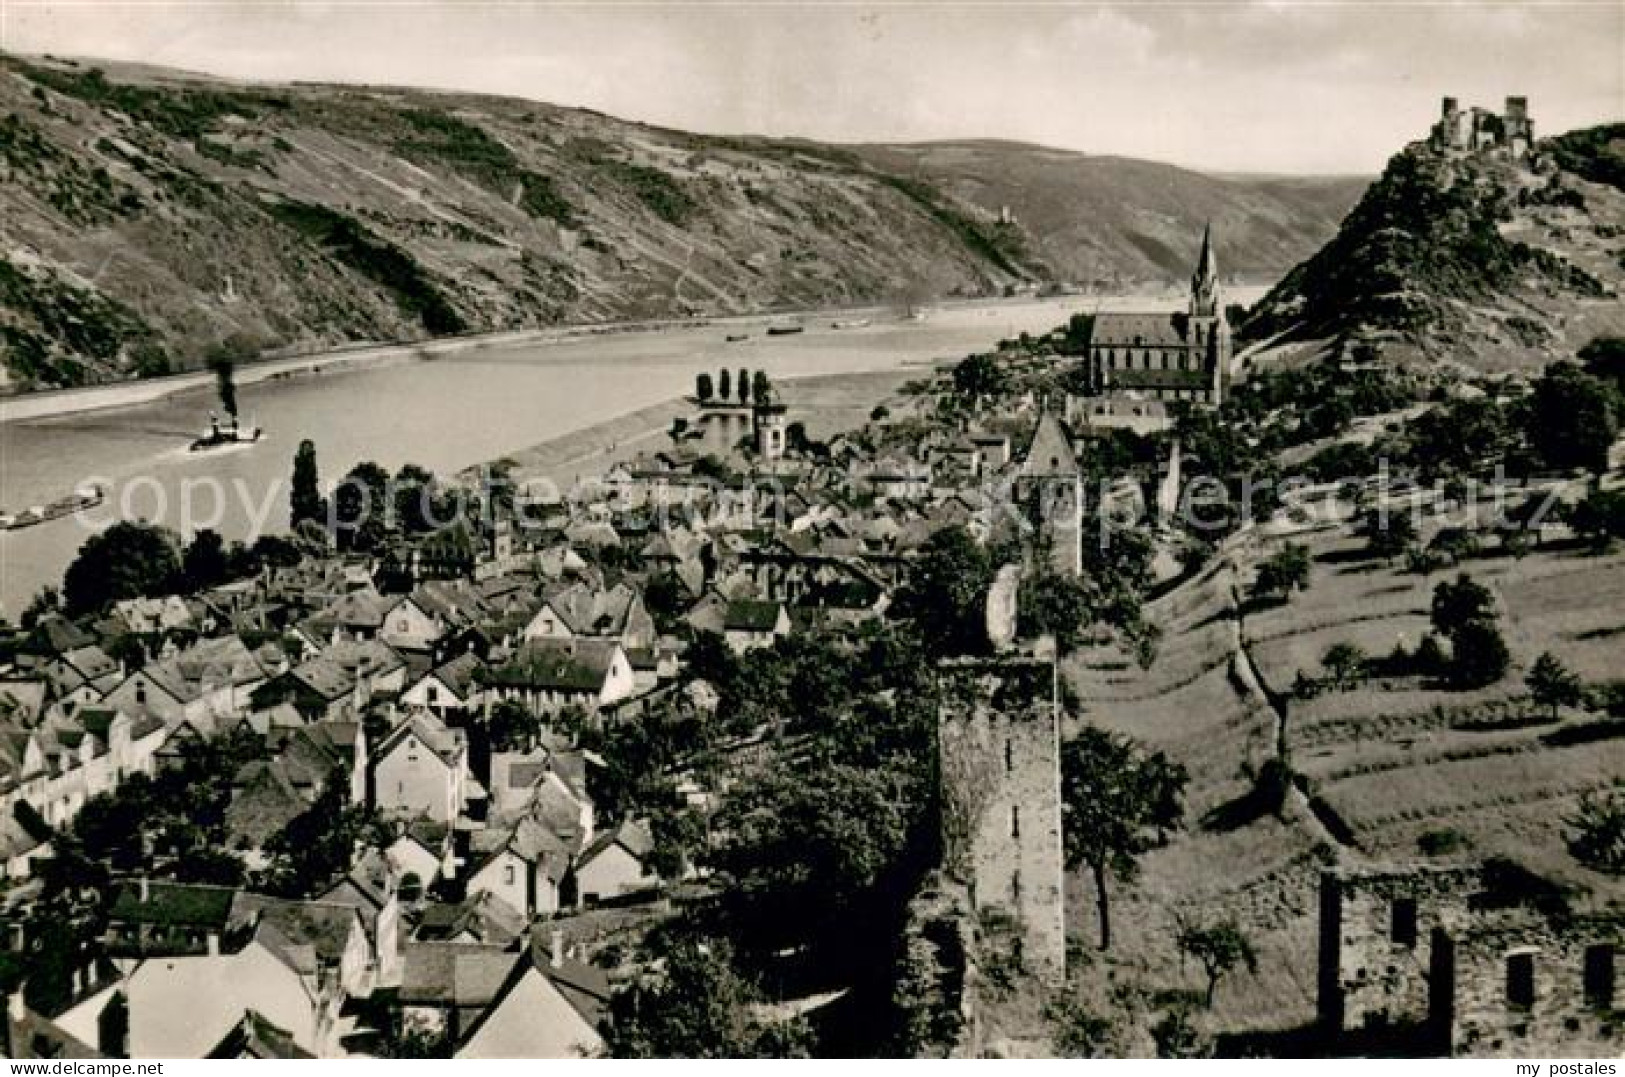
468, 366, 927, 490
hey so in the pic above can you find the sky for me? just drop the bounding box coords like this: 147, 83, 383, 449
1, 1, 1619, 174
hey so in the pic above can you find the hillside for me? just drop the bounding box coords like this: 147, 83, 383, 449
852, 140, 1368, 286
0, 55, 1362, 391
1242, 124, 1625, 374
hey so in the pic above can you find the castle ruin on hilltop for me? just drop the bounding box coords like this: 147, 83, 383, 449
1429, 96, 1534, 160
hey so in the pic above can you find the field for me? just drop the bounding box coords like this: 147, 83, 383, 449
1052, 494, 1625, 1048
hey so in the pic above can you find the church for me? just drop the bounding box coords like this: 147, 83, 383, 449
1083, 226, 1231, 407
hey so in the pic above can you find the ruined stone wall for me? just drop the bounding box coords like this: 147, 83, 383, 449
1321, 864, 1622, 1056
939, 657, 1067, 983
1449, 916, 1621, 1057
1320, 865, 1478, 1037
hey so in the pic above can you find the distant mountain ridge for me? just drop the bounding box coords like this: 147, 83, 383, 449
851, 140, 1368, 286
0, 54, 1365, 391
1241, 122, 1625, 374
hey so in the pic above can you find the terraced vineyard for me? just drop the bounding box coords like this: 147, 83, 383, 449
1056, 484, 1625, 1041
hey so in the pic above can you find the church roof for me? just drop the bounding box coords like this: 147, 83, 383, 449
1090, 312, 1192, 348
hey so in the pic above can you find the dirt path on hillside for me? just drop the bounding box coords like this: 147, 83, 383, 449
1224, 559, 1361, 856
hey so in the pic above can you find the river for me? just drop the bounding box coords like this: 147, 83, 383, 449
0, 290, 1262, 615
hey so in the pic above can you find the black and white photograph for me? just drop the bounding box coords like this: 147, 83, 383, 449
0, 0, 1621, 1062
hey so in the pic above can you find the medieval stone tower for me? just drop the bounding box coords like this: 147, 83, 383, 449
938, 651, 1067, 983
1015, 412, 1084, 577
753, 400, 787, 460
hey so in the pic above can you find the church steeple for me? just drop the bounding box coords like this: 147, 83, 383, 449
1191, 223, 1219, 318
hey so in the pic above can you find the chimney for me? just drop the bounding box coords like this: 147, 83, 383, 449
550, 928, 564, 968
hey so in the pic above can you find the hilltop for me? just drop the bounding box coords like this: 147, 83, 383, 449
853, 139, 1367, 286
0, 55, 1363, 391
1242, 122, 1625, 375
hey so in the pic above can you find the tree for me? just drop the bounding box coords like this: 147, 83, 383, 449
290, 439, 324, 529
181, 529, 230, 592
1446, 619, 1510, 689
751, 370, 770, 404
1578, 335, 1625, 393
1428, 527, 1481, 566
256, 774, 369, 897
1251, 543, 1311, 604
1321, 642, 1367, 691
1176, 919, 1258, 1006
1526, 362, 1619, 474
718, 367, 732, 401
952, 353, 1006, 400
62, 521, 181, 615
331, 461, 390, 551
1568, 489, 1625, 551
738, 368, 751, 405
605, 934, 811, 1058
891, 526, 996, 657
1017, 565, 1098, 651
1526, 652, 1582, 720
392, 463, 438, 534
21, 586, 60, 631
1431, 573, 1496, 638
1566, 790, 1625, 874
1361, 506, 1417, 562
487, 699, 542, 753
695, 372, 714, 402
708, 762, 912, 944
1061, 729, 1188, 950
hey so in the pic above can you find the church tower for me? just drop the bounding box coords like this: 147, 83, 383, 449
1190, 222, 1219, 319
1188, 223, 1231, 404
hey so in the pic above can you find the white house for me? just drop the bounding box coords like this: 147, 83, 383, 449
482, 639, 636, 717
465, 816, 575, 921
400, 652, 486, 719
373, 714, 471, 825
574, 818, 659, 907
722, 599, 792, 655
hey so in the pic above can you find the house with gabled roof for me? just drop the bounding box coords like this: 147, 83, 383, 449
102, 634, 271, 731
465, 815, 579, 920
482, 639, 635, 718
574, 818, 659, 907
399, 942, 519, 1043
319, 848, 403, 988
109, 932, 345, 1057
723, 598, 791, 654
411, 892, 527, 947
373, 712, 472, 825
298, 586, 395, 647
455, 942, 609, 1059
401, 651, 487, 719
42, 645, 120, 705
523, 580, 655, 651
228, 893, 372, 999
385, 817, 454, 889
206, 1010, 314, 1059
103, 879, 239, 957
